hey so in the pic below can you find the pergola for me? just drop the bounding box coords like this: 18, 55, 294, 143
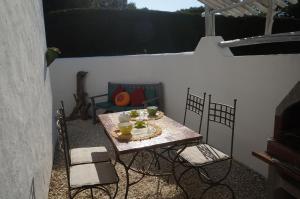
198, 0, 300, 47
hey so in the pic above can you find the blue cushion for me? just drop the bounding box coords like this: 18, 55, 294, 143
106, 83, 159, 109
110, 106, 129, 112
145, 87, 157, 106
95, 102, 143, 112
123, 85, 135, 94
107, 84, 118, 103
95, 102, 113, 109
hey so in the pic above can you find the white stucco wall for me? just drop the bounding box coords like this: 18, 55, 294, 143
0, 0, 54, 198
50, 36, 300, 176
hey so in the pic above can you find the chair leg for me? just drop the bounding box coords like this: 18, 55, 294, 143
199, 183, 235, 199
112, 183, 119, 199
90, 188, 94, 199
68, 187, 72, 199
154, 151, 161, 170
92, 107, 97, 124
197, 160, 234, 198
173, 163, 190, 199
209, 159, 233, 185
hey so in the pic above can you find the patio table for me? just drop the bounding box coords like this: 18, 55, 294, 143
99, 111, 202, 198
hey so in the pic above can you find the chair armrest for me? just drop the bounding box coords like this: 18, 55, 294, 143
90, 94, 108, 107
90, 93, 108, 100
143, 97, 160, 107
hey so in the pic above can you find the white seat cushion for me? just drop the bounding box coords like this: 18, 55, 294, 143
70, 162, 118, 188
70, 146, 110, 165
178, 144, 229, 166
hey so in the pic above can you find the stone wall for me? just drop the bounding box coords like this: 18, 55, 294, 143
0, 0, 54, 198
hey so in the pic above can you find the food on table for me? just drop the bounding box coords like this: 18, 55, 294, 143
147, 106, 158, 117
118, 122, 133, 135
118, 112, 131, 123
134, 121, 146, 129
130, 110, 139, 118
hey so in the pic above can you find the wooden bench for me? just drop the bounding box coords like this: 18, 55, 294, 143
90, 82, 164, 123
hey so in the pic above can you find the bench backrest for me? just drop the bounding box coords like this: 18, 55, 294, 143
108, 82, 164, 111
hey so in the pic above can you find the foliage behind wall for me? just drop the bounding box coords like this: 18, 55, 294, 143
44, 8, 300, 57
43, 0, 127, 11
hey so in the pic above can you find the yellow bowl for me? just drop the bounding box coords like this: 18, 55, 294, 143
118, 122, 133, 135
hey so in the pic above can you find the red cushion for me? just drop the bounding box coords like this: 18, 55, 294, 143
130, 88, 145, 106
111, 86, 124, 103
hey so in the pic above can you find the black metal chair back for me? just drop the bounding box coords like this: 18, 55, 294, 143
206, 95, 237, 157
56, 108, 71, 189
57, 105, 119, 199
60, 101, 71, 160
183, 88, 206, 134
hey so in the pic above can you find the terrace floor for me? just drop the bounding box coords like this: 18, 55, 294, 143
48, 119, 266, 199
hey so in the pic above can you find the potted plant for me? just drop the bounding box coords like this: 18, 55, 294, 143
46, 47, 61, 66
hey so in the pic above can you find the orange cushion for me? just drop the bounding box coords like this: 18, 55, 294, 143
115, 92, 130, 107
130, 88, 145, 106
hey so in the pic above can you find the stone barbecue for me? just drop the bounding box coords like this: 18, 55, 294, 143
254, 81, 300, 199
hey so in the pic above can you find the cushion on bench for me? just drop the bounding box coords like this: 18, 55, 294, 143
91, 82, 163, 123
95, 102, 143, 112
145, 87, 156, 106
107, 82, 159, 106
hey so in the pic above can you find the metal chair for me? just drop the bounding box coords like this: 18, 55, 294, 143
174, 95, 237, 199
183, 88, 206, 133
60, 101, 110, 165
156, 88, 206, 169
56, 109, 119, 199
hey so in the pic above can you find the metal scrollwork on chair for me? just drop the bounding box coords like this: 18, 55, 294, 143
174, 94, 237, 199
56, 108, 119, 199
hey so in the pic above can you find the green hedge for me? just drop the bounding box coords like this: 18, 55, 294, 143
45, 8, 300, 57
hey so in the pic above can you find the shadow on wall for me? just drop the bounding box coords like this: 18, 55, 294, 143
44, 57, 48, 82
29, 178, 36, 199
52, 105, 58, 155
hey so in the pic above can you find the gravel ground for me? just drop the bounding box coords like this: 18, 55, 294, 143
48, 120, 266, 199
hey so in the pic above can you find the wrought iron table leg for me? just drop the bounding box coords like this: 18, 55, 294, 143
124, 167, 130, 199
112, 182, 119, 199
115, 143, 196, 199
172, 145, 190, 199
90, 188, 94, 199
117, 152, 139, 199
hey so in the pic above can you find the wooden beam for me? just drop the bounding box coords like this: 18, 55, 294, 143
205, 6, 216, 36
211, 0, 256, 14
287, 0, 298, 4
218, 32, 300, 48
214, 0, 244, 16
252, 151, 274, 165
275, 0, 288, 8
252, 2, 268, 13
223, 0, 252, 16
199, 0, 297, 17
200, 0, 233, 16
265, 0, 276, 35
243, 4, 260, 15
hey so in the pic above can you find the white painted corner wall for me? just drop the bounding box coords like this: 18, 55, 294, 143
0, 0, 54, 198
50, 36, 300, 176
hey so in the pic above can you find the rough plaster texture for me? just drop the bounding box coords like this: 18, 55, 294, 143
0, 0, 54, 198
50, 37, 300, 176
